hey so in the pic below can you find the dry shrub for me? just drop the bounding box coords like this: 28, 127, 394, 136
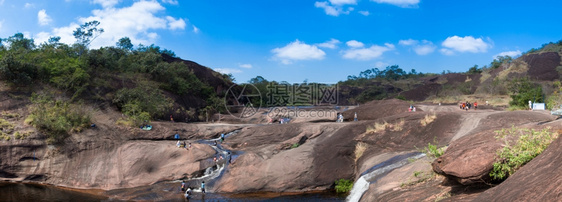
355, 142, 368, 162
391, 118, 405, 131
420, 113, 436, 126
365, 121, 389, 133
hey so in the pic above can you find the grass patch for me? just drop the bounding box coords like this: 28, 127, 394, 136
400, 171, 435, 188
290, 143, 300, 149
435, 191, 452, 202
0, 118, 14, 133
421, 138, 445, 158
424, 143, 445, 158
391, 118, 405, 131
14, 131, 30, 140
0, 132, 10, 141
354, 142, 368, 162
366, 121, 388, 133
490, 127, 559, 180
420, 113, 436, 127
335, 179, 353, 193
1, 111, 20, 119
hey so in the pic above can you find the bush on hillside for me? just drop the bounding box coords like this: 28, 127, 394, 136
27, 93, 91, 144
508, 77, 543, 108
112, 85, 173, 119
490, 127, 558, 180
0, 53, 38, 85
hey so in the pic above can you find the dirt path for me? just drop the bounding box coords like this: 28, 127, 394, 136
417, 105, 500, 142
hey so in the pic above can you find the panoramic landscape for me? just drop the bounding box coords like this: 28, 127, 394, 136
1, 0, 562, 201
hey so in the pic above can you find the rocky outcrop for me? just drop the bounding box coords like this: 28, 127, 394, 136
431, 129, 501, 185
432, 111, 556, 185
214, 122, 355, 192
473, 135, 561, 201
1, 140, 216, 190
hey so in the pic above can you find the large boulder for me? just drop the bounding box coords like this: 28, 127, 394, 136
473, 135, 562, 201
431, 129, 501, 185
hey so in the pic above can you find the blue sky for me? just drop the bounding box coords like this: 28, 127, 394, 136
1, 0, 561, 83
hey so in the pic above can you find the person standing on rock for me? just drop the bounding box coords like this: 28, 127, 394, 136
181, 181, 186, 191
354, 112, 358, 121
201, 181, 206, 194
220, 133, 225, 143
184, 187, 192, 199
474, 102, 477, 110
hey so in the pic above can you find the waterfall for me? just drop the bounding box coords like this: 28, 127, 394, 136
347, 176, 369, 202
346, 152, 426, 202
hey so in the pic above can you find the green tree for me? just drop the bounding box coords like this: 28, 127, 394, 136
0, 53, 37, 85
508, 77, 543, 108
73, 21, 104, 47
116, 37, 133, 51
6, 33, 35, 51
467, 64, 482, 74
491, 55, 512, 69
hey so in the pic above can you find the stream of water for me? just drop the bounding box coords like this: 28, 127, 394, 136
346, 152, 426, 202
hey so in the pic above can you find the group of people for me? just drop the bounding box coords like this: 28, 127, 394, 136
181, 181, 206, 199
176, 140, 192, 150
460, 101, 477, 111
408, 105, 416, 112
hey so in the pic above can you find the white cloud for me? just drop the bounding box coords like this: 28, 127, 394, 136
375, 61, 389, 68
413, 43, 436, 55
38, 9, 53, 26
358, 10, 370, 16
239, 64, 253, 69
34, 1, 187, 48
316, 38, 340, 49
215, 68, 242, 74
161, 0, 178, 5
401, 39, 436, 55
0, 0, 4, 6
315, 1, 353, 16
24, 3, 34, 8
33, 32, 51, 45
399, 39, 418, 46
441, 36, 491, 55
329, 0, 357, 5
272, 40, 326, 64
192, 25, 199, 33
439, 48, 455, 56
92, 0, 120, 8
346, 40, 364, 48
493, 50, 521, 59
166, 16, 185, 30
371, 0, 420, 8
343, 43, 394, 60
